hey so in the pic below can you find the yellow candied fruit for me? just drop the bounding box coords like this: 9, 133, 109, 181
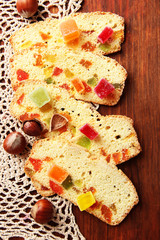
44, 53, 56, 63
20, 41, 32, 49
43, 65, 54, 78
77, 191, 96, 211
74, 179, 82, 187
64, 68, 74, 78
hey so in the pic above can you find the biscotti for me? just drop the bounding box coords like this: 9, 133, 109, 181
24, 134, 139, 226
10, 46, 127, 105
9, 12, 124, 56
10, 80, 141, 165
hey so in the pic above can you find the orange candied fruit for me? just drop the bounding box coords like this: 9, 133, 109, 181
71, 78, 85, 93
48, 164, 68, 183
60, 19, 80, 43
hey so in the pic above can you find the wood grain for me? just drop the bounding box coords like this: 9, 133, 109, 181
73, 0, 160, 239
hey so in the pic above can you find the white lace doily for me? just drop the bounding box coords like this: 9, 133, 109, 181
0, 1, 85, 239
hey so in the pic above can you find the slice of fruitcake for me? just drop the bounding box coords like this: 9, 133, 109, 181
10, 12, 124, 56
10, 46, 127, 105
10, 80, 141, 165
24, 134, 139, 226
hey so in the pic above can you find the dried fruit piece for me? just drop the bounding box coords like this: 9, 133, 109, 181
79, 123, 98, 140
60, 19, 80, 42
98, 27, 113, 44
48, 165, 68, 183
62, 175, 73, 190
64, 68, 74, 78
76, 136, 91, 149
28, 87, 50, 108
52, 67, 63, 76
29, 158, 43, 172
87, 76, 98, 87
31, 199, 53, 224
71, 78, 85, 93
101, 205, 112, 223
77, 191, 96, 211
44, 77, 53, 84
98, 43, 111, 53
82, 81, 92, 93
49, 180, 63, 195
94, 78, 115, 99
50, 113, 68, 131
16, 69, 29, 81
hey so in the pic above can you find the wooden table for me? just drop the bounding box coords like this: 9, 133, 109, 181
72, 0, 160, 239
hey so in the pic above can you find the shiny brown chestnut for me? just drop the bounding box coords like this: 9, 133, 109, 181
3, 132, 26, 154
16, 0, 38, 18
31, 199, 54, 224
23, 120, 42, 136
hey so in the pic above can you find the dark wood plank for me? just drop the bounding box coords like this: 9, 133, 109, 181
73, 0, 160, 239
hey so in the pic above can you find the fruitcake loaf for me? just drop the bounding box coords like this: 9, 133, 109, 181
10, 46, 127, 105
24, 134, 139, 226
10, 80, 141, 165
9, 12, 124, 56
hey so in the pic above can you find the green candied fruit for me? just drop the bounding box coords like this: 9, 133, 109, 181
74, 179, 82, 187
62, 175, 73, 190
28, 86, 50, 108
43, 117, 51, 126
87, 77, 98, 87
77, 136, 91, 149
44, 77, 53, 84
98, 43, 111, 53
112, 83, 123, 89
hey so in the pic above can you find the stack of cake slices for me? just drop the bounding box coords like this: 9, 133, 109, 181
9, 12, 141, 225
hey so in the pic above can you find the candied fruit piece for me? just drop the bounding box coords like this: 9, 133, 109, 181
76, 136, 91, 149
98, 43, 111, 53
52, 67, 63, 76
79, 123, 98, 140
28, 87, 50, 108
77, 191, 96, 211
62, 175, 73, 190
29, 158, 43, 172
43, 66, 54, 78
87, 76, 98, 87
82, 81, 92, 93
64, 68, 74, 78
49, 180, 63, 195
71, 78, 85, 93
20, 41, 32, 49
60, 19, 80, 42
16, 69, 29, 81
44, 77, 53, 84
94, 78, 115, 99
44, 53, 56, 63
98, 27, 113, 44
48, 165, 68, 183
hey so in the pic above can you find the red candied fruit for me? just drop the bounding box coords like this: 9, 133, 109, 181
98, 27, 113, 44
79, 123, 98, 140
52, 67, 63, 76
16, 69, 29, 81
94, 78, 115, 99
29, 158, 43, 172
49, 180, 63, 195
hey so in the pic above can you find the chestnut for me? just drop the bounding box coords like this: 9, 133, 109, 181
31, 199, 53, 224
3, 132, 26, 154
23, 120, 42, 136
16, 0, 38, 18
